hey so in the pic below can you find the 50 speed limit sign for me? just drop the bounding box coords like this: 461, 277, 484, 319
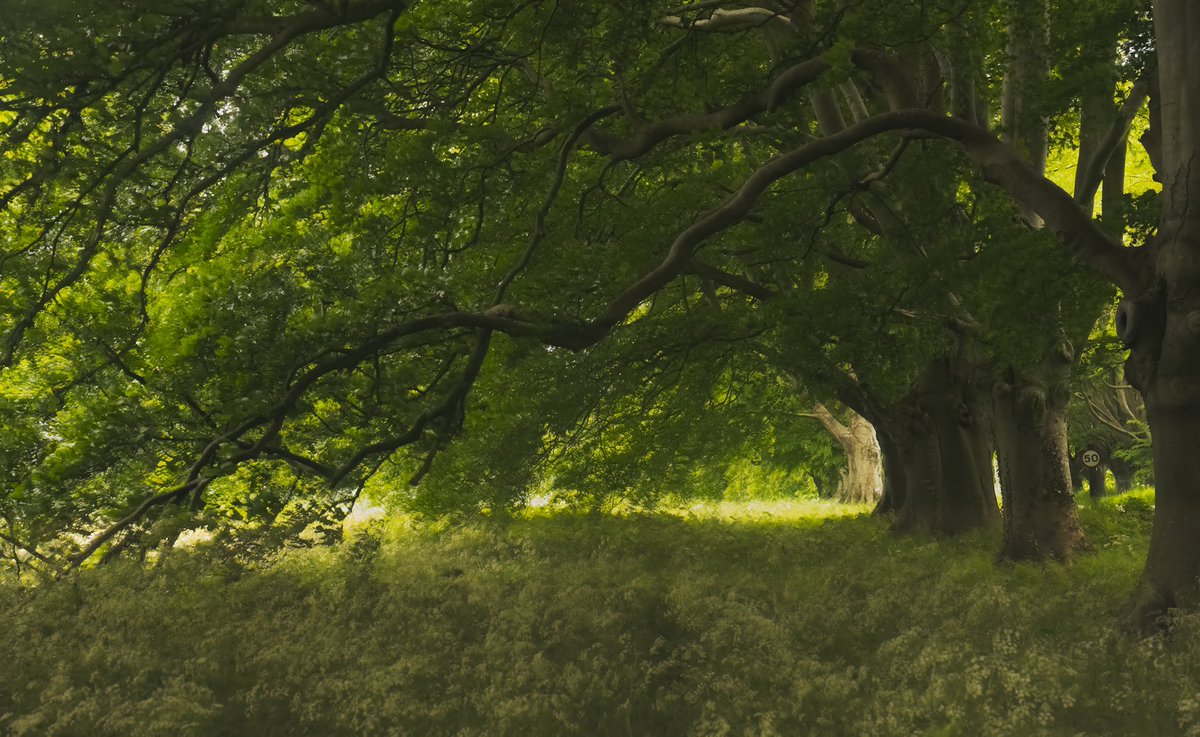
1081, 450, 1102, 468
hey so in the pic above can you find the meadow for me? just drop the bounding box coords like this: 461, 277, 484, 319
2, 490, 1195, 737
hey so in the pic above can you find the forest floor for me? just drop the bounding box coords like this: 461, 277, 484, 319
3, 489, 1195, 737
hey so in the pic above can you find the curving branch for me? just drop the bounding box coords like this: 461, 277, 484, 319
588, 56, 832, 161
492, 106, 620, 304
1073, 78, 1150, 208
660, 6, 798, 34
69, 479, 209, 568
0, 529, 60, 575
804, 110, 1148, 292
688, 260, 775, 300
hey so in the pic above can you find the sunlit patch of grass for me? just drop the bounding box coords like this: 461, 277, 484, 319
673, 497, 875, 522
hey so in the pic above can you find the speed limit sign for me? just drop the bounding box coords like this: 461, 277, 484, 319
1081, 450, 1102, 468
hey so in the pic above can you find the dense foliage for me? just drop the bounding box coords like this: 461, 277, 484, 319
1, 494, 1185, 737
0, 0, 1161, 572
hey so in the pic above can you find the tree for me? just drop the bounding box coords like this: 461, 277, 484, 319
797, 403, 882, 505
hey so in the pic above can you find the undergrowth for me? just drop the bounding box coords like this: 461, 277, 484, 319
2, 489, 1195, 736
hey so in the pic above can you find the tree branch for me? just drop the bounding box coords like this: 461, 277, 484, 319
68, 480, 205, 568
660, 6, 797, 34
688, 260, 775, 300
492, 106, 620, 304
1074, 78, 1150, 208
590, 56, 831, 161
0, 530, 60, 573
772, 109, 1148, 292
806, 401, 851, 440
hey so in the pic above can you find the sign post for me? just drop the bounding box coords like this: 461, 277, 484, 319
1080, 444, 1107, 499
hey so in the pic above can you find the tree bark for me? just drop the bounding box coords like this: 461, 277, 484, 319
1133, 403, 1200, 618
1084, 462, 1107, 499
1075, 88, 1110, 215
987, 0, 1089, 562
926, 359, 1000, 531
840, 411, 885, 504
1068, 452, 1084, 493
1110, 457, 1135, 493
808, 403, 883, 504
891, 404, 943, 533
964, 371, 999, 510
1101, 124, 1127, 230
892, 360, 999, 535
1001, 0, 1050, 208
874, 428, 907, 515
992, 358, 1086, 561
1111, 1, 1200, 627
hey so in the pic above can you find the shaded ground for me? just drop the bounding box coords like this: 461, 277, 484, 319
2, 491, 1191, 737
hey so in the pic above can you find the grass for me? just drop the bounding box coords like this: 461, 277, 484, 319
2, 488, 1197, 736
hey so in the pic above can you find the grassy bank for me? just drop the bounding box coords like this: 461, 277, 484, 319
2, 490, 1195, 737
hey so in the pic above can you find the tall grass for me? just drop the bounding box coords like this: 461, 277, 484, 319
2, 489, 1195, 736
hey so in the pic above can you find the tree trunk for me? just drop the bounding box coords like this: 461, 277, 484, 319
1085, 462, 1107, 499
874, 429, 907, 515
1133, 403, 1200, 617
924, 364, 997, 532
808, 403, 883, 504
893, 360, 999, 535
1119, 0, 1200, 626
892, 407, 943, 533
838, 411, 884, 504
988, 0, 1088, 562
1101, 124, 1127, 229
992, 360, 1086, 561
1068, 452, 1084, 493
1077, 444, 1109, 499
1001, 0, 1049, 223
808, 467, 839, 500
1109, 457, 1135, 493
964, 372, 999, 512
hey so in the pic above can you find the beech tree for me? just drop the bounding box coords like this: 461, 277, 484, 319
797, 403, 882, 505
2, 0, 1197, 625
